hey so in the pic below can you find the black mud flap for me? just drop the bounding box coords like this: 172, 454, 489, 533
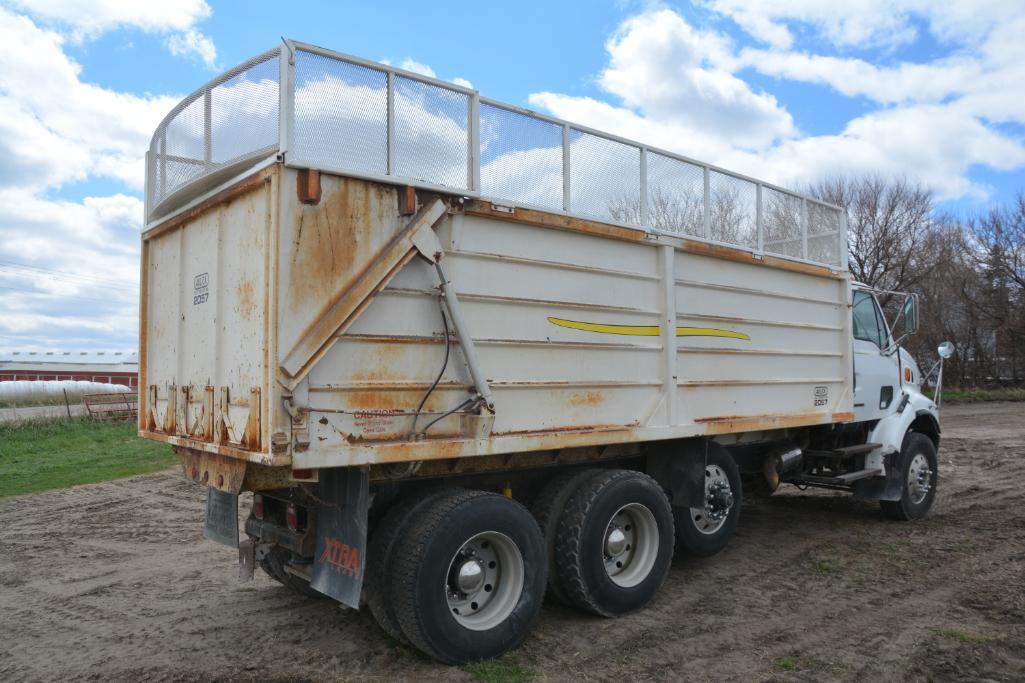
310, 467, 369, 608
203, 487, 239, 547
648, 438, 707, 509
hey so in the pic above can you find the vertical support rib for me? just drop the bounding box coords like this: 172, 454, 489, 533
639, 147, 648, 228
387, 72, 396, 176
468, 93, 480, 192
840, 209, 849, 270
203, 89, 212, 169
562, 124, 571, 212
278, 41, 295, 159
702, 166, 711, 239
756, 183, 763, 253
159, 132, 167, 200
659, 244, 678, 425
801, 198, 809, 260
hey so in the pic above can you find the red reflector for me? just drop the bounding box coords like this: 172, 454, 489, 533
252, 494, 264, 520
286, 503, 298, 531
292, 468, 314, 480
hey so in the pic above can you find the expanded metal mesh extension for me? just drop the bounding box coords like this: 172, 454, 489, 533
646, 153, 705, 236
393, 76, 469, 190
762, 187, 804, 260
479, 103, 563, 212
146, 41, 848, 270
293, 49, 388, 177
570, 129, 641, 225
148, 49, 279, 213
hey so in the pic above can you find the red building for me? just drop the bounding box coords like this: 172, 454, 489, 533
0, 351, 138, 387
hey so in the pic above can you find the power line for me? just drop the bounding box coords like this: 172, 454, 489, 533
0, 284, 137, 307
0, 262, 136, 292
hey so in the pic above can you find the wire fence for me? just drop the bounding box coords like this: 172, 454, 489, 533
147, 41, 846, 269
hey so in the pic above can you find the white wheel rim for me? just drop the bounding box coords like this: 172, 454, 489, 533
907, 453, 933, 504
445, 531, 524, 631
690, 464, 734, 535
602, 503, 659, 588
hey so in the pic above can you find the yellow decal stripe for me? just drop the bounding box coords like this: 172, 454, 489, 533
677, 326, 750, 340
547, 317, 750, 340
547, 317, 659, 336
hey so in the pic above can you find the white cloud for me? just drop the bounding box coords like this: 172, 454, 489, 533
165, 28, 217, 69
7, 0, 217, 67
702, 0, 1019, 50
400, 58, 436, 78
0, 8, 178, 192
0, 7, 181, 349
399, 58, 473, 89
595, 9, 794, 150
0, 189, 142, 350
524, 7, 1025, 201
6, 0, 211, 37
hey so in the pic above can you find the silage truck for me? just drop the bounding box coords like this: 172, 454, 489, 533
139, 41, 948, 664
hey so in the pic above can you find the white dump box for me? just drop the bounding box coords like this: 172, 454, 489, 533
139, 41, 854, 472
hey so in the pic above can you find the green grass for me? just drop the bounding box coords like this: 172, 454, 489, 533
463, 654, 532, 683
927, 388, 1025, 404
0, 418, 175, 497
773, 656, 798, 671
814, 559, 833, 575
929, 627, 992, 644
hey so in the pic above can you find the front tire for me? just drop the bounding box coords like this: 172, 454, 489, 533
388, 490, 546, 664
673, 444, 741, 557
881, 432, 938, 521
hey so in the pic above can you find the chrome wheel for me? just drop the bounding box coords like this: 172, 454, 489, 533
907, 453, 933, 504
602, 503, 659, 588
690, 464, 735, 535
445, 531, 524, 631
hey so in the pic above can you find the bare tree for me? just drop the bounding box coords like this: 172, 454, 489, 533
607, 187, 704, 235
809, 176, 934, 292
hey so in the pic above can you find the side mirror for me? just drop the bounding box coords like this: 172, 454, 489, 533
937, 341, 954, 359
903, 295, 918, 335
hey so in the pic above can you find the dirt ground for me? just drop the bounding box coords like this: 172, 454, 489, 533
1, 402, 1023, 682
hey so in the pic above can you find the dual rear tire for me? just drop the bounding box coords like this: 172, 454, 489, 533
366, 470, 681, 663
366, 490, 546, 664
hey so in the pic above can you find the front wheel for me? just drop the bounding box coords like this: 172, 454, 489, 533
880, 432, 938, 521
673, 444, 741, 557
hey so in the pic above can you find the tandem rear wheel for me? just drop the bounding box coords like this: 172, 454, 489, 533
368, 489, 547, 665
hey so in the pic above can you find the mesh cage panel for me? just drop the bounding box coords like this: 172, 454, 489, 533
762, 187, 804, 259
808, 202, 843, 265
161, 96, 206, 201
149, 50, 280, 215
293, 49, 387, 176
646, 153, 705, 235
210, 56, 278, 165
569, 129, 640, 224
479, 103, 562, 211
708, 171, 757, 248
393, 76, 469, 189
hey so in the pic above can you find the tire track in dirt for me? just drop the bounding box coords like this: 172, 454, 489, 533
1, 403, 1023, 681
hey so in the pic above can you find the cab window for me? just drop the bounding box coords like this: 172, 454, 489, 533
853, 290, 887, 348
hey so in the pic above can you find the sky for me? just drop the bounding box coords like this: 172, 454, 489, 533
1, 0, 1024, 352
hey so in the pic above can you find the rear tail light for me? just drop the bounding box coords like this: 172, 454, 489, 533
252, 494, 264, 520
286, 502, 299, 531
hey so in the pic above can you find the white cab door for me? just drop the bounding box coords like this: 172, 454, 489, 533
852, 290, 901, 423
